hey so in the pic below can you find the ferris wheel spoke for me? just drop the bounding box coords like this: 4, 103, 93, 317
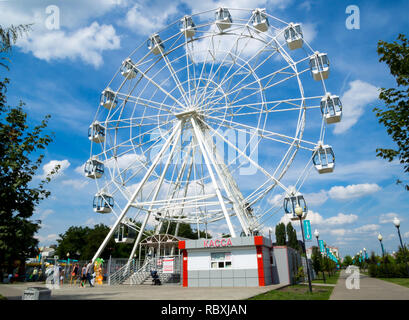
194, 24, 258, 108
132, 64, 186, 111
204, 115, 316, 150
202, 120, 292, 195
115, 93, 178, 115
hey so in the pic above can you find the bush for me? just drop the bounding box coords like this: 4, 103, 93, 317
295, 266, 305, 283
368, 262, 409, 278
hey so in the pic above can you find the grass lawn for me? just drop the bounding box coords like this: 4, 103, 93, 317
248, 284, 334, 300
378, 277, 409, 288
312, 270, 340, 285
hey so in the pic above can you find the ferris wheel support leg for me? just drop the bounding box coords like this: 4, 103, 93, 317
128, 122, 183, 262
191, 118, 237, 238
91, 121, 183, 264
153, 142, 194, 236
199, 128, 252, 236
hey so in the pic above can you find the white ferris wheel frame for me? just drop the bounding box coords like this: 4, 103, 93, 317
87, 7, 333, 262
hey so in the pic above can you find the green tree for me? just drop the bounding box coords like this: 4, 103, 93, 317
0, 24, 58, 278
374, 33, 409, 190
311, 246, 322, 275
55, 224, 135, 261
160, 221, 211, 239
342, 255, 353, 267
275, 222, 286, 245
395, 244, 409, 264
286, 222, 300, 251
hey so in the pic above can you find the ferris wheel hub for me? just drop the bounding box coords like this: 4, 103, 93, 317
175, 108, 198, 120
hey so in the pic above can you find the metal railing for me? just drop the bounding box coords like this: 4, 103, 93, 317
108, 256, 181, 285
109, 259, 142, 285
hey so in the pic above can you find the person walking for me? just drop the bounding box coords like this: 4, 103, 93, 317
59, 268, 64, 286
32, 267, 38, 282
86, 260, 94, 287
70, 263, 79, 286
80, 264, 87, 288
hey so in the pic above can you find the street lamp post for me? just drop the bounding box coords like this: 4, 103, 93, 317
378, 233, 385, 257
296, 205, 313, 293
393, 217, 409, 276
314, 229, 326, 283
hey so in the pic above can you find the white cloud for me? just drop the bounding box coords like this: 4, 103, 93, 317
61, 179, 90, 190
328, 183, 381, 200
279, 210, 357, 227
325, 213, 358, 226
330, 229, 347, 236
122, 2, 178, 36
182, 0, 293, 15
303, 190, 328, 206
379, 213, 402, 224
17, 22, 120, 68
404, 231, 409, 238
35, 233, 59, 245
301, 22, 317, 43
334, 80, 379, 134
40, 160, 71, 179
35, 209, 55, 220
353, 224, 380, 233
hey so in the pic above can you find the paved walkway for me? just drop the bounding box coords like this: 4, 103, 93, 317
330, 269, 409, 300
0, 282, 285, 300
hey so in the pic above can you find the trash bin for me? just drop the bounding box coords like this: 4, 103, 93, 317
22, 287, 51, 300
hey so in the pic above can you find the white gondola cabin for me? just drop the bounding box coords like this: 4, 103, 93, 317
121, 58, 137, 79
284, 23, 303, 50
88, 121, 105, 143
147, 34, 164, 55
215, 8, 232, 31
309, 52, 330, 81
252, 8, 269, 32
114, 223, 136, 244
93, 193, 114, 214
100, 87, 117, 110
320, 93, 342, 124
283, 194, 308, 221
84, 157, 104, 179
180, 15, 196, 38
312, 143, 335, 174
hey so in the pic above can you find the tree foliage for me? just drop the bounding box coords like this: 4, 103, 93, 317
0, 24, 57, 274
374, 33, 409, 190
160, 221, 211, 239
311, 246, 322, 274
56, 224, 136, 260
286, 222, 300, 251
275, 222, 286, 245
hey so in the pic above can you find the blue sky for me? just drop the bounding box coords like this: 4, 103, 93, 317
2, 0, 409, 258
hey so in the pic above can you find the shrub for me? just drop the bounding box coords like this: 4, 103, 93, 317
368, 262, 409, 278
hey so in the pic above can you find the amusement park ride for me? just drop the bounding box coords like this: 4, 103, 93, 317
83, 7, 342, 281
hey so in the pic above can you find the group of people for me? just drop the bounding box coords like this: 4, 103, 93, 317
69, 261, 95, 287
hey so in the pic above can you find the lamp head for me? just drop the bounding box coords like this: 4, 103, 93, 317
393, 217, 400, 228
378, 233, 383, 241
363, 248, 366, 252
295, 205, 303, 217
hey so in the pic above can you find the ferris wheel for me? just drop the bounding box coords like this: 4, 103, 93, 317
84, 8, 342, 261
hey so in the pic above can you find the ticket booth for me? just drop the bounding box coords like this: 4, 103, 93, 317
178, 236, 274, 287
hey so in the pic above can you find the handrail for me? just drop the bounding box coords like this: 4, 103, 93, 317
109, 255, 181, 285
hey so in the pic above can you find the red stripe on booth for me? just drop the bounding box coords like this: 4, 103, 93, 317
182, 250, 188, 287
256, 246, 265, 286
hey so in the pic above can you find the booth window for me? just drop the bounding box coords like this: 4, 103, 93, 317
210, 252, 232, 269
